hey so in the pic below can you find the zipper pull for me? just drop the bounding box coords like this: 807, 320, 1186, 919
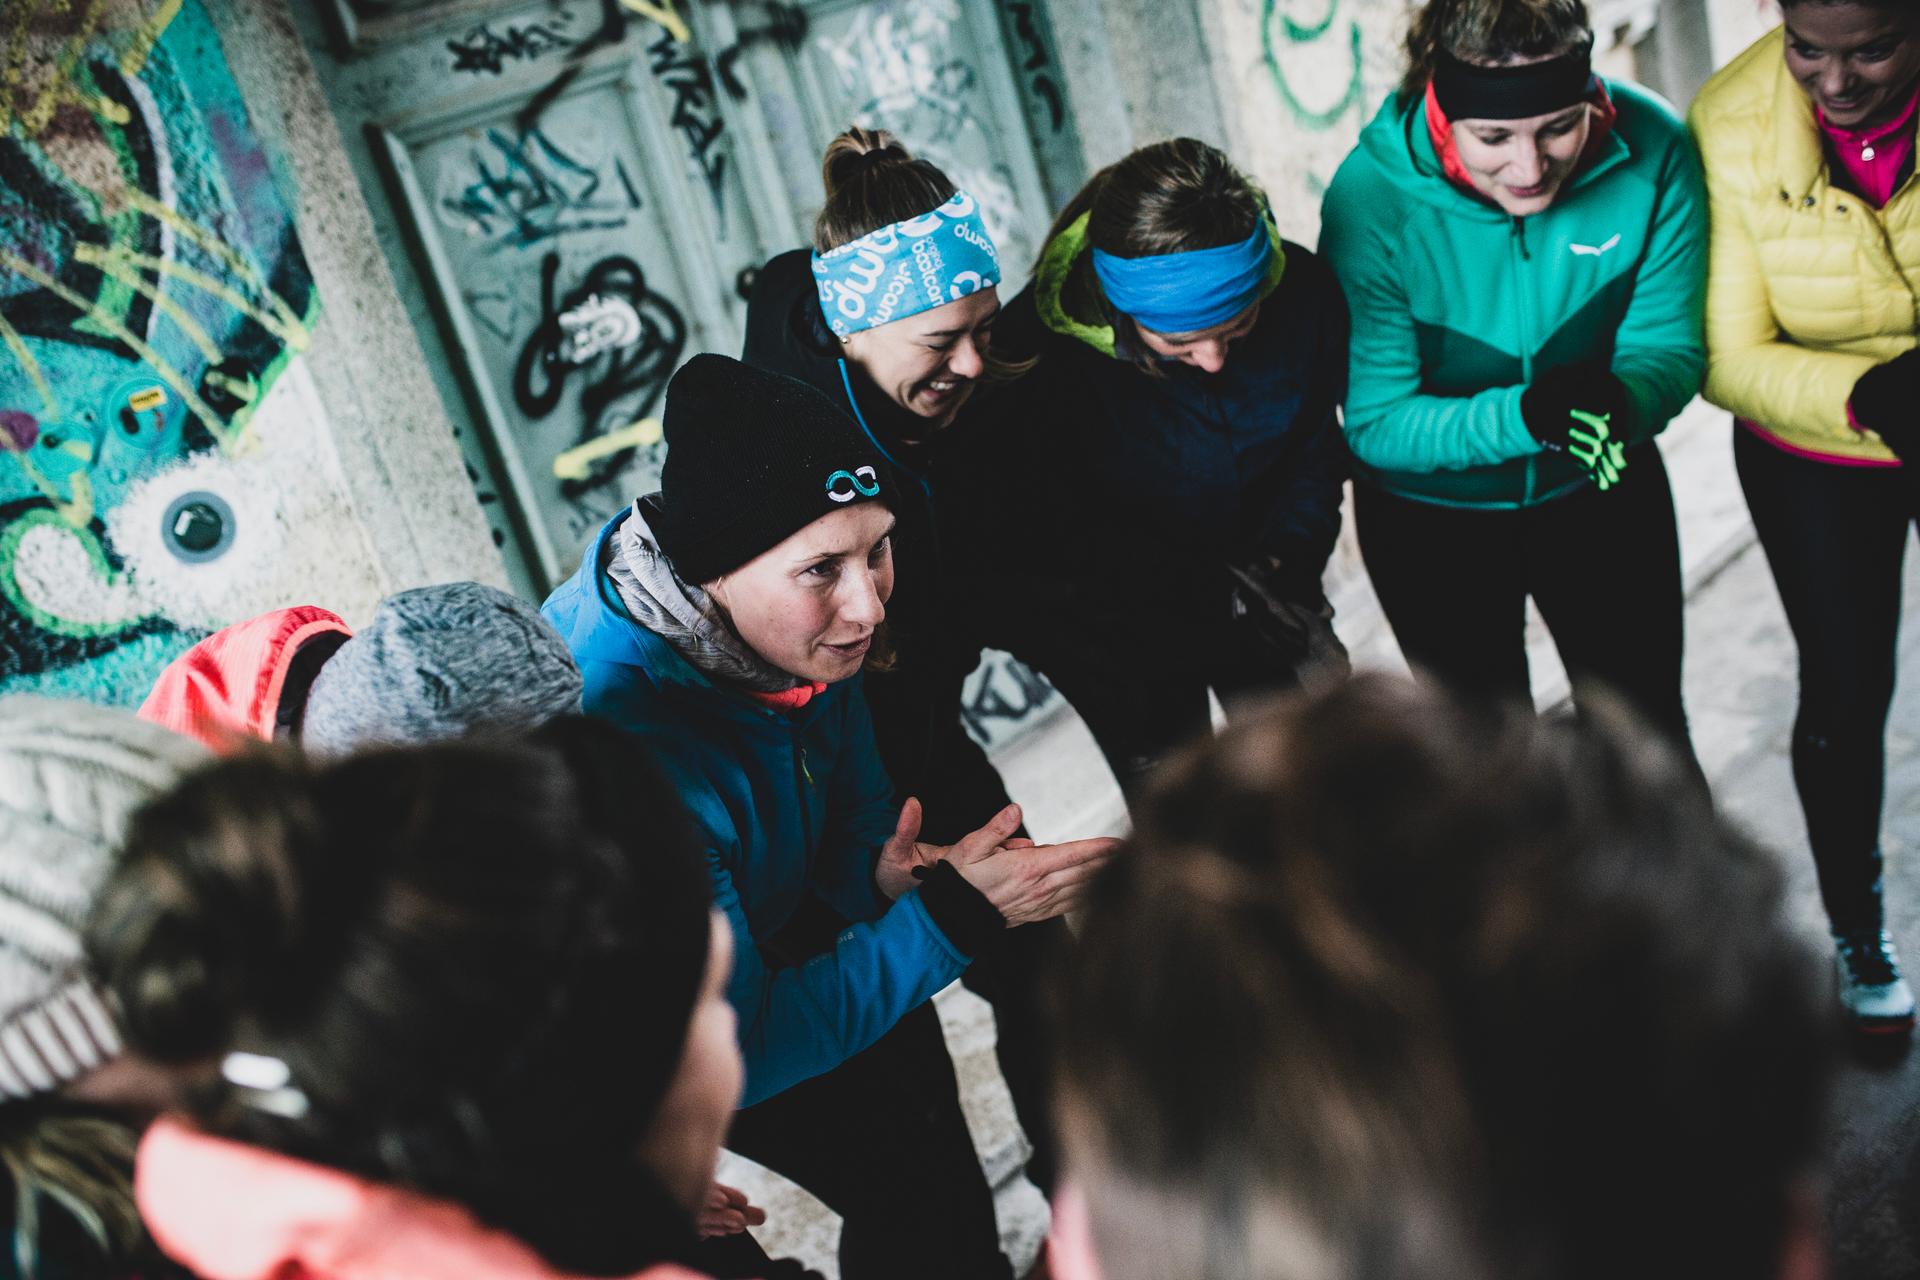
799, 744, 814, 788
1511, 216, 1531, 260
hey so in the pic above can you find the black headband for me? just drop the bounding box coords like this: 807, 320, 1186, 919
1431, 45, 1595, 121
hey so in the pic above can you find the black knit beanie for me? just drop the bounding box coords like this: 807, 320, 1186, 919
651, 354, 895, 584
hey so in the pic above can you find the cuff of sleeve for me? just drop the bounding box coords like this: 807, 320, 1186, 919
1499, 385, 1543, 457
915, 861, 1005, 957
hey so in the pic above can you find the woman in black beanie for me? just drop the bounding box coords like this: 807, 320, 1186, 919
542, 354, 1116, 1279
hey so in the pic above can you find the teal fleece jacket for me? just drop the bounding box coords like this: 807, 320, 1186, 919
1319, 79, 1707, 508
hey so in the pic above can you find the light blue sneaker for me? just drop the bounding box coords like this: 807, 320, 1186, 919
1836, 931, 1916, 1034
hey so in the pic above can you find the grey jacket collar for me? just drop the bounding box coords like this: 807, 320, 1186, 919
607, 499, 800, 694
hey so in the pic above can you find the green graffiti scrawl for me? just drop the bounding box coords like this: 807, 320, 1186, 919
1262, 0, 1365, 130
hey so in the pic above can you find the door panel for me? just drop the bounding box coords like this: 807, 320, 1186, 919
371, 52, 759, 583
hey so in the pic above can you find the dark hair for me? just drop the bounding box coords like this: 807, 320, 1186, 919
1051, 675, 1836, 1280
812, 126, 956, 254
1401, 0, 1593, 100
1046, 139, 1267, 364
85, 718, 713, 1276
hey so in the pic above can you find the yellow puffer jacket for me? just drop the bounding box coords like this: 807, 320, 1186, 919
1688, 27, 1920, 462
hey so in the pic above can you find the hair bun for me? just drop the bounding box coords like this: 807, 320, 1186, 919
819, 126, 914, 201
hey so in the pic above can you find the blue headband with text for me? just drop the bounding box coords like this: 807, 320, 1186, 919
1090, 220, 1273, 336
811, 191, 1002, 338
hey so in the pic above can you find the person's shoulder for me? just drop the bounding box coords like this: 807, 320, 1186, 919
1608, 78, 1691, 151
751, 247, 814, 296
1690, 25, 1786, 130
1324, 89, 1415, 209
743, 249, 834, 376
1275, 240, 1339, 296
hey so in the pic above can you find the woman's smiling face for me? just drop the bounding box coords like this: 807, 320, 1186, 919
841, 289, 1001, 437
1783, 2, 1920, 130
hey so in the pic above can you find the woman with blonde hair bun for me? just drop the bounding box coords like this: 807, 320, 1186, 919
738, 126, 1067, 1279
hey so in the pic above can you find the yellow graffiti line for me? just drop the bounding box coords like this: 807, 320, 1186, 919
122, 189, 307, 340
0, 310, 59, 420
19, 0, 111, 137
0, 4, 35, 131
618, 0, 691, 43
552, 417, 662, 480
73, 247, 224, 363
120, 0, 183, 76
0, 249, 237, 452
79, 243, 310, 353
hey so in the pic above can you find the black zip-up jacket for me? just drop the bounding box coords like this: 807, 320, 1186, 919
740, 249, 989, 818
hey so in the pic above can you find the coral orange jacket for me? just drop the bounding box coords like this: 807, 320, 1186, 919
136, 1119, 714, 1280
137, 605, 350, 750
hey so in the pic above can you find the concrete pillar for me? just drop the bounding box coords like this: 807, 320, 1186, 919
209, 0, 506, 600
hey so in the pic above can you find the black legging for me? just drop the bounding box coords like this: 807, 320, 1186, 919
721, 990, 1012, 1280
1354, 442, 1699, 771
1736, 425, 1906, 935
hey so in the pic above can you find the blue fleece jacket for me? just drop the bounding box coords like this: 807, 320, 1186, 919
541, 513, 972, 1104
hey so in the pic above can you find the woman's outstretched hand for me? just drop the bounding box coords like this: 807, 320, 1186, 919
876, 797, 1120, 926
697, 1181, 767, 1238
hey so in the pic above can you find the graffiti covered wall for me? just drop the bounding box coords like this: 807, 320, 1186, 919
1, 0, 380, 704
1199, 0, 1407, 244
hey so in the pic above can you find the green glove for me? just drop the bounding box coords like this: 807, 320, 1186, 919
1566, 408, 1628, 492
1521, 363, 1634, 493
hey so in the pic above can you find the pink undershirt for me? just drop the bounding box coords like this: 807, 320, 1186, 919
1818, 82, 1920, 210
1743, 84, 1920, 466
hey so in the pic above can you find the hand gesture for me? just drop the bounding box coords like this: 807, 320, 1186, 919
941, 813, 1120, 928
696, 1181, 767, 1239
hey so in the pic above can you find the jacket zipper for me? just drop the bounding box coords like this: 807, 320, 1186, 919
791, 729, 814, 845
1511, 216, 1539, 504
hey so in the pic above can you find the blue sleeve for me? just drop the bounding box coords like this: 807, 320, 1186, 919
714, 845, 970, 1103
1611, 116, 1708, 444
1319, 162, 1539, 475
809, 679, 897, 924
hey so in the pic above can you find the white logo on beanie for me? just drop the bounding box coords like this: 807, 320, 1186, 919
824, 465, 881, 503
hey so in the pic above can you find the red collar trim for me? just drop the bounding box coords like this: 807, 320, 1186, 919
744, 681, 828, 711
1423, 79, 1619, 205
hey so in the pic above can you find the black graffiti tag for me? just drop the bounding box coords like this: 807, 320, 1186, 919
1006, 2, 1065, 133
647, 32, 730, 227
960, 655, 1058, 739
448, 20, 575, 75
512, 252, 686, 501
714, 3, 809, 100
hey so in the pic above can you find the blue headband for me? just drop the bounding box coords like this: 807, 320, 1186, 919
1090, 220, 1273, 335
811, 191, 1002, 338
